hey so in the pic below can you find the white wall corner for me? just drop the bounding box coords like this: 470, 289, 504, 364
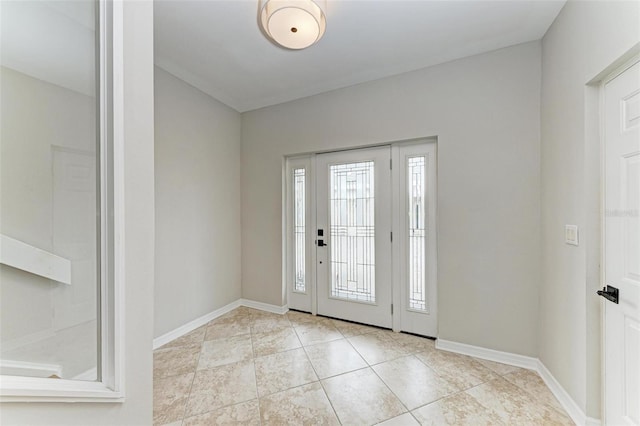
152, 299, 241, 350
436, 339, 599, 426
240, 298, 289, 315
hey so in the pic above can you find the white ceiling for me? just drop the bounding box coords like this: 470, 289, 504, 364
0, 1, 565, 110
155, 0, 565, 112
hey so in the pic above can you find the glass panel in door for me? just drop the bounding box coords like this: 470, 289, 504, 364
329, 161, 376, 302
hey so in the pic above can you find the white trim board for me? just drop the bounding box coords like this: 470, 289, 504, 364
0, 360, 62, 378
436, 339, 601, 426
0, 235, 71, 285
152, 299, 288, 350
240, 298, 288, 315
436, 339, 538, 371
537, 360, 600, 426
153, 299, 241, 349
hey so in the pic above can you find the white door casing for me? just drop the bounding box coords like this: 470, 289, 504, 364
602, 59, 640, 426
316, 146, 393, 328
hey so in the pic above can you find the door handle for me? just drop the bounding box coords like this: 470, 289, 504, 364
597, 285, 619, 304
317, 239, 327, 247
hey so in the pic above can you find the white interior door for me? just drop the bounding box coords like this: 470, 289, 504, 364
602, 59, 640, 426
316, 147, 392, 328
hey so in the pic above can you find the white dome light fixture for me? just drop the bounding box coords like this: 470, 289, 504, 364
259, 0, 326, 50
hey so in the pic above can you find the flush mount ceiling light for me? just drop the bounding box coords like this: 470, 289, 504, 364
259, 0, 326, 50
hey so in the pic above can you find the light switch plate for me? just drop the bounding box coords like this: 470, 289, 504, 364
565, 225, 579, 246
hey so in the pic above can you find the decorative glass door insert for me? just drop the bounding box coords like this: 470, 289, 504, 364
329, 161, 376, 302
294, 168, 306, 292
407, 156, 427, 311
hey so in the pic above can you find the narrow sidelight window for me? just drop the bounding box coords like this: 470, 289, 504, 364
407, 156, 427, 311
294, 168, 306, 292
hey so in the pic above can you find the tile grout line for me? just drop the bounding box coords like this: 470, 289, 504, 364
297, 333, 344, 426
413, 348, 490, 390
345, 332, 414, 368
248, 310, 264, 426
293, 319, 347, 424
165, 310, 256, 424
368, 358, 413, 423
370, 344, 496, 420
406, 355, 533, 419
341, 333, 412, 425
180, 324, 208, 425
493, 371, 572, 420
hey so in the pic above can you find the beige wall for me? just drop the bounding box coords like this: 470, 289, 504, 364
0, 0, 155, 423
154, 67, 242, 338
242, 42, 542, 357
539, 0, 640, 418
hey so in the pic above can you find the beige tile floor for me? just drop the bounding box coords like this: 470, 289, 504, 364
154, 307, 573, 426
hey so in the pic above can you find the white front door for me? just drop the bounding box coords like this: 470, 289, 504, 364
602, 59, 640, 426
316, 147, 393, 328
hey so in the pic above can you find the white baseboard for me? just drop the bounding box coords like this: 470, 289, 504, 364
537, 361, 601, 426
152, 298, 288, 350
436, 339, 538, 371
240, 298, 288, 315
153, 299, 242, 349
436, 339, 600, 426
0, 359, 62, 378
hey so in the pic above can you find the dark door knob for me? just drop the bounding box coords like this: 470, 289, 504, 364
597, 285, 619, 304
